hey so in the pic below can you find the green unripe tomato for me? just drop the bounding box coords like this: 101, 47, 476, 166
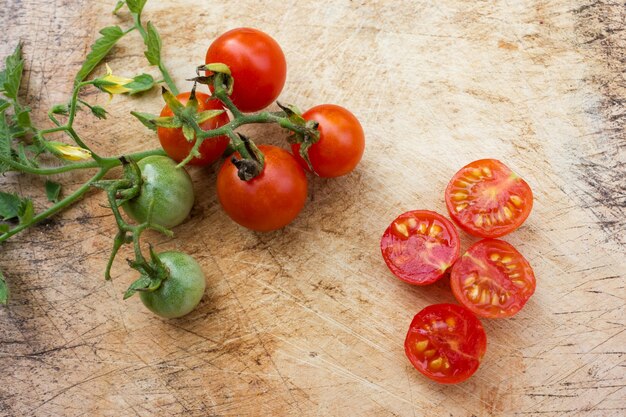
122, 156, 194, 228
140, 251, 206, 318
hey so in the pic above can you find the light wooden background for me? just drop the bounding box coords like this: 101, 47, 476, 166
0, 1, 624, 416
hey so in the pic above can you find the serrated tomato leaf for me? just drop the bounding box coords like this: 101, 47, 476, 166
122, 73, 154, 95
1, 43, 24, 100
75, 26, 125, 83
0, 270, 8, 305
0, 191, 23, 221
17, 198, 34, 225
45, 180, 62, 203
144, 22, 162, 66
126, 0, 147, 14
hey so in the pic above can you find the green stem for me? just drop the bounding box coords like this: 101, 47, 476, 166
158, 63, 179, 96
0, 168, 110, 243
133, 13, 179, 95
0, 148, 165, 176
0, 148, 166, 243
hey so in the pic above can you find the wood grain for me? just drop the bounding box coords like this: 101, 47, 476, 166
0, 1, 624, 416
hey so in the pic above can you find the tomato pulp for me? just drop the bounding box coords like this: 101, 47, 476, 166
405, 303, 487, 384
450, 239, 536, 318
445, 159, 533, 238
381, 210, 460, 285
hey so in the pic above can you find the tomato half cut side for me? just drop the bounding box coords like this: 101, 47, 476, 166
380, 210, 460, 285
445, 159, 533, 238
450, 239, 536, 318
405, 303, 487, 384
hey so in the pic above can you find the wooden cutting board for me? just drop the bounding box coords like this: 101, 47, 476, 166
1, 1, 624, 416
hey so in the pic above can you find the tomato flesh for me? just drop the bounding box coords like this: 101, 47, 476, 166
405, 303, 487, 384
445, 159, 533, 238
451, 239, 536, 318
158, 92, 230, 166
380, 210, 460, 285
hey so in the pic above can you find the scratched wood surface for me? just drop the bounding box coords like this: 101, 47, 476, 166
0, 1, 624, 416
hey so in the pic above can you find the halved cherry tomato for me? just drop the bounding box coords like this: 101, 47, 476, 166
216, 145, 307, 231
445, 159, 533, 238
157, 92, 230, 166
405, 303, 487, 384
291, 104, 365, 177
380, 210, 460, 285
450, 239, 536, 318
206, 28, 286, 112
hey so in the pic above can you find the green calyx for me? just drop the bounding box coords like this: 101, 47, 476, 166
123, 245, 170, 299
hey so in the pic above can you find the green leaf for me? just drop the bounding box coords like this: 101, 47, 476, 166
126, 0, 147, 14
1, 43, 24, 100
195, 109, 225, 124
201, 63, 231, 76
51, 104, 69, 115
89, 105, 108, 120
277, 102, 306, 125
123, 275, 151, 299
0, 99, 9, 113
45, 180, 62, 203
0, 112, 12, 173
17, 198, 33, 225
0, 192, 23, 221
182, 125, 195, 142
130, 111, 159, 131
75, 26, 125, 83
153, 116, 181, 129
0, 224, 9, 233
0, 269, 8, 305
122, 73, 154, 94
113, 1, 126, 14
161, 88, 183, 112
16, 143, 33, 167
15, 107, 31, 129
144, 22, 162, 66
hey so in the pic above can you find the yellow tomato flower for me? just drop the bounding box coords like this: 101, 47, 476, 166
49, 142, 92, 161
100, 64, 133, 95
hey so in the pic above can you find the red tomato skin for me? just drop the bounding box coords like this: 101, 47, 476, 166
445, 159, 533, 238
405, 303, 487, 384
380, 210, 461, 285
291, 104, 365, 178
206, 28, 286, 112
450, 239, 536, 318
216, 145, 307, 231
157, 92, 230, 166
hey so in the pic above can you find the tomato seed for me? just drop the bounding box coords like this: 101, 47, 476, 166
429, 358, 443, 370
415, 340, 429, 352
509, 195, 523, 207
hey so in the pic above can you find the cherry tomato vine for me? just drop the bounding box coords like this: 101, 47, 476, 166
0, 0, 365, 312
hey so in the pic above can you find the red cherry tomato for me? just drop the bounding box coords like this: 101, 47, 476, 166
291, 104, 365, 177
157, 92, 230, 166
445, 159, 533, 238
405, 303, 487, 384
216, 145, 307, 231
206, 28, 286, 112
450, 239, 536, 318
380, 210, 460, 285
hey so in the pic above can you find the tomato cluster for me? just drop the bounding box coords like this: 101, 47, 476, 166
121, 28, 365, 317
381, 159, 535, 383
155, 28, 365, 232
